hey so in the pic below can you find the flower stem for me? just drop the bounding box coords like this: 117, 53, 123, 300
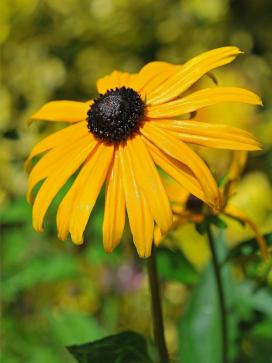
207, 225, 228, 363
147, 246, 169, 363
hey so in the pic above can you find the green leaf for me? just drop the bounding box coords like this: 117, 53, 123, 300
157, 247, 199, 285
0, 197, 31, 224
67, 331, 153, 363
245, 335, 272, 363
2, 255, 78, 301
234, 281, 272, 318
49, 311, 105, 346
195, 214, 228, 235
209, 215, 228, 229
252, 320, 272, 339
2, 228, 32, 267
232, 284, 272, 363
225, 233, 272, 262
2, 316, 74, 363
178, 263, 222, 363
195, 218, 209, 235
178, 234, 237, 363
195, 215, 227, 236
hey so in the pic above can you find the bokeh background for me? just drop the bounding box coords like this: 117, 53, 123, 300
1, 0, 272, 362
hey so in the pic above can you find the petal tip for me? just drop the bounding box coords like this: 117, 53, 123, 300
250, 93, 263, 106
72, 237, 84, 245
219, 46, 243, 56
255, 144, 263, 151
33, 223, 44, 233
58, 232, 68, 241
104, 246, 114, 253
141, 252, 151, 259
30, 110, 43, 121
135, 244, 152, 258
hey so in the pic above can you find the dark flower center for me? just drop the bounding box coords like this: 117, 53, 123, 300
87, 87, 145, 143
185, 194, 203, 214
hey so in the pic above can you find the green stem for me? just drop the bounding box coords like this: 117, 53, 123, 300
147, 246, 170, 363
207, 225, 228, 363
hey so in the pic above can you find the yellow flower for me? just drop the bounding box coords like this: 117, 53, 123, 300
156, 151, 268, 259
26, 47, 262, 257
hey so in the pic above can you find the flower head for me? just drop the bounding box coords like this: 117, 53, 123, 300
155, 151, 268, 259
26, 47, 262, 257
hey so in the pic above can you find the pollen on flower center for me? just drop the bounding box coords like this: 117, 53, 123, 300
87, 87, 145, 143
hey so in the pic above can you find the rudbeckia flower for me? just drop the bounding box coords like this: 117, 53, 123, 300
26, 47, 262, 257
155, 151, 268, 259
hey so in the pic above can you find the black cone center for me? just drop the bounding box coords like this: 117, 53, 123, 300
87, 87, 145, 143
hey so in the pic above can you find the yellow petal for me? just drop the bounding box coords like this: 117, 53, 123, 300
103, 149, 126, 252
153, 225, 164, 246
224, 204, 269, 259
27, 133, 95, 203
157, 119, 262, 150
129, 61, 180, 95
144, 137, 207, 204
56, 180, 78, 241
96, 72, 118, 94
127, 135, 172, 233
69, 143, 114, 244
228, 151, 248, 182
56, 145, 102, 242
115, 72, 134, 88
221, 151, 248, 211
163, 179, 190, 204
30, 100, 90, 123
119, 145, 153, 257
143, 66, 182, 103
32, 138, 98, 232
147, 46, 242, 105
132, 62, 174, 87
147, 87, 262, 118
96, 71, 135, 94
141, 122, 221, 210
25, 122, 87, 171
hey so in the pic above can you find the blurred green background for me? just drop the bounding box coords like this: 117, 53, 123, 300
1, 0, 272, 362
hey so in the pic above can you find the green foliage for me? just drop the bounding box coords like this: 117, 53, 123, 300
195, 214, 228, 235
67, 331, 153, 363
179, 264, 222, 363
0, 197, 32, 224
178, 236, 228, 363
2, 254, 79, 302
157, 247, 199, 285
226, 233, 272, 285
49, 311, 105, 346
178, 233, 272, 363
252, 320, 272, 339
226, 233, 272, 260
